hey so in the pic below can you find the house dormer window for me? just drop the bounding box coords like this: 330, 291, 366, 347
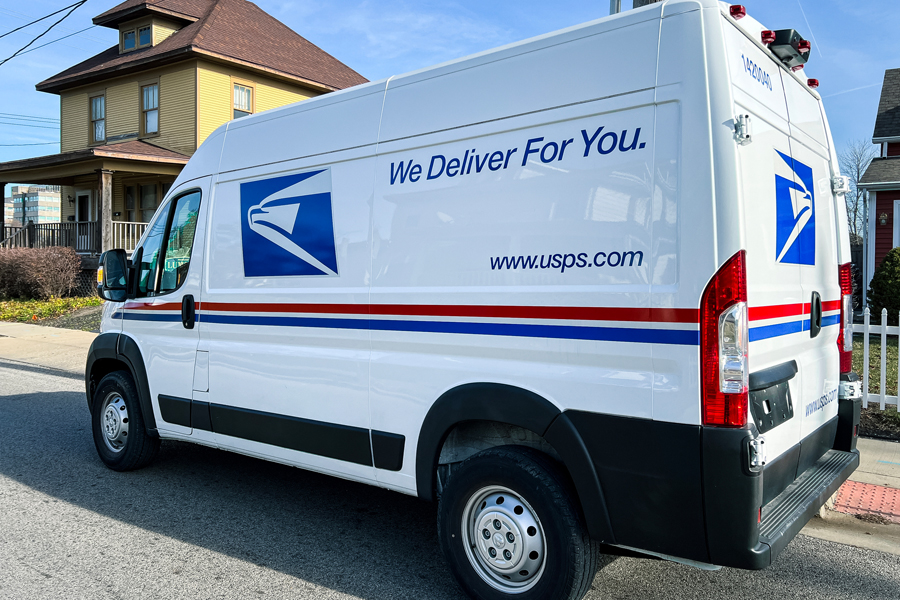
121, 24, 152, 52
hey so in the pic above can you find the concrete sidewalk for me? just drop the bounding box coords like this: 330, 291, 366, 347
0, 321, 97, 376
1, 320, 899, 530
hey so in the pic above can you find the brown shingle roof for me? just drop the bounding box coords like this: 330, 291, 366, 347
873, 68, 900, 141
37, 0, 367, 94
860, 157, 900, 188
94, 0, 214, 27
0, 140, 189, 175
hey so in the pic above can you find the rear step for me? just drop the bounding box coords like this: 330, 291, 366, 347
759, 449, 859, 557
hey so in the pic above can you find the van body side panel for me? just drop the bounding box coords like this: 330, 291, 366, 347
371, 15, 676, 492
650, 8, 716, 426
198, 89, 386, 483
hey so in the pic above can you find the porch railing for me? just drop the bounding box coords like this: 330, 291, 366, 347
111, 221, 149, 253
0, 228, 27, 249
0, 221, 100, 253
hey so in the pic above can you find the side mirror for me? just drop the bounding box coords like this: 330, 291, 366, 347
97, 249, 128, 302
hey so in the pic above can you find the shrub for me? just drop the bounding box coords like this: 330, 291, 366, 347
36, 246, 83, 299
0, 249, 40, 299
0, 247, 83, 299
868, 246, 900, 325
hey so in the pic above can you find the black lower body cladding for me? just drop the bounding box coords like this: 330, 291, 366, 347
564, 409, 859, 570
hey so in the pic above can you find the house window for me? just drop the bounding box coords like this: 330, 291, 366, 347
90, 95, 105, 143
142, 83, 159, 135
140, 184, 158, 222
122, 25, 152, 52
233, 83, 252, 119
125, 186, 136, 222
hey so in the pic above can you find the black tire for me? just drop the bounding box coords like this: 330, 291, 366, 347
91, 370, 160, 471
438, 446, 600, 600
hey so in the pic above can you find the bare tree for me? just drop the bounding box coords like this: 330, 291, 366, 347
839, 139, 877, 240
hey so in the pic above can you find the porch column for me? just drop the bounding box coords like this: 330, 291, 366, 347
0, 182, 7, 239
98, 169, 113, 253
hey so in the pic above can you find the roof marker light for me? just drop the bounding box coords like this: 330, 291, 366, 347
797, 40, 811, 53
807, 79, 819, 89
729, 5, 746, 19
761, 30, 776, 45
792, 65, 804, 72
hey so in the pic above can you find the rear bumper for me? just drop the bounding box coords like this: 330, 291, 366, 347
563, 396, 861, 569
703, 424, 858, 569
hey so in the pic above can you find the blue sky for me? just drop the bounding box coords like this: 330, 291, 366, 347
0, 0, 897, 183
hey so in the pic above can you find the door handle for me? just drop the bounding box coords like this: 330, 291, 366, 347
809, 291, 822, 338
182, 294, 195, 330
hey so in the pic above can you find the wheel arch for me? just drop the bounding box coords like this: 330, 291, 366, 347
416, 382, 615, 542
85, 333, 158, 436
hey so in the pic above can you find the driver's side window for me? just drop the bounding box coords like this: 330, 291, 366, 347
134, 189, 201, 297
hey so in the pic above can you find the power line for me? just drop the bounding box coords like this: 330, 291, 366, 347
0, 0, 89, 68
0, 1, 86, 40
0, 6, 107, 44
18, 25, 99, 56
0, 112, 59, 123
0, 120, 59, 130
0, 142, 59, 146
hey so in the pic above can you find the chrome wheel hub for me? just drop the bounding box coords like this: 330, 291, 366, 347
101, 392, 129, 453
461, 486, 547, 594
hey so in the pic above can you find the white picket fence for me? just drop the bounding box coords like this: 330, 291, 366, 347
855, 307, 900, 409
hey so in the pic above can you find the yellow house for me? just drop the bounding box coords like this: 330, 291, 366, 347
0, 0, 366, 254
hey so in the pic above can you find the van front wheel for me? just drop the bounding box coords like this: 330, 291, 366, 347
91, 370, 160, 471
437, 446, 599, 600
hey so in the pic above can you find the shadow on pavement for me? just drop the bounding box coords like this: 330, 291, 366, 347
0, 390, 467, 600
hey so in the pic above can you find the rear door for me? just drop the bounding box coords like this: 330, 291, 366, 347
783, 76, 841, 469
726, 22, 804, 467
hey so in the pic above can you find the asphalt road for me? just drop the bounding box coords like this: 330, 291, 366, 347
1, 357, 899, 600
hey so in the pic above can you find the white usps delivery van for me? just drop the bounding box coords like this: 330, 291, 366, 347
88, 2, 862, 599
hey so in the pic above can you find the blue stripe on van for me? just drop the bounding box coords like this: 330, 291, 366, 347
750, 316, 840, 341
182, 313, 702, 345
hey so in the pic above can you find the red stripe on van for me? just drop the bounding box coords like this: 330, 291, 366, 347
123, 302, 185, 311
197, 303, 700, 324
749, 300, 842, 321
822, 300, 841, 312
749, 303, 805, 321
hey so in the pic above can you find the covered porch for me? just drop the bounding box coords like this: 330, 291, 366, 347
0, 140, 188, 254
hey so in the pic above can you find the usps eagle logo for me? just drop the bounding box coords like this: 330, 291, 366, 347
240, 169, 339, 277
774, 150, 815, 265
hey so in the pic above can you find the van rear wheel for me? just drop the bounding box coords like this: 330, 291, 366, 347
91, 371, 159, 471
437, 446, 599, 600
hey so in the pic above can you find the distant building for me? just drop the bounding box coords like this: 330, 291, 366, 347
3, 185, 62, 226
860, 67, 900, 286
0, 0, 366, 254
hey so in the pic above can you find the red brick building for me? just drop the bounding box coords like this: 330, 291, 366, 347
861, 68, 900, 286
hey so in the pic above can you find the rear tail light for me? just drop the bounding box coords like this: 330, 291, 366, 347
807, 79, 819, 89
701, 251, 748, 427
761, 30, 776, 45
729, 5, 746, 19
838, 263, 853, 373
